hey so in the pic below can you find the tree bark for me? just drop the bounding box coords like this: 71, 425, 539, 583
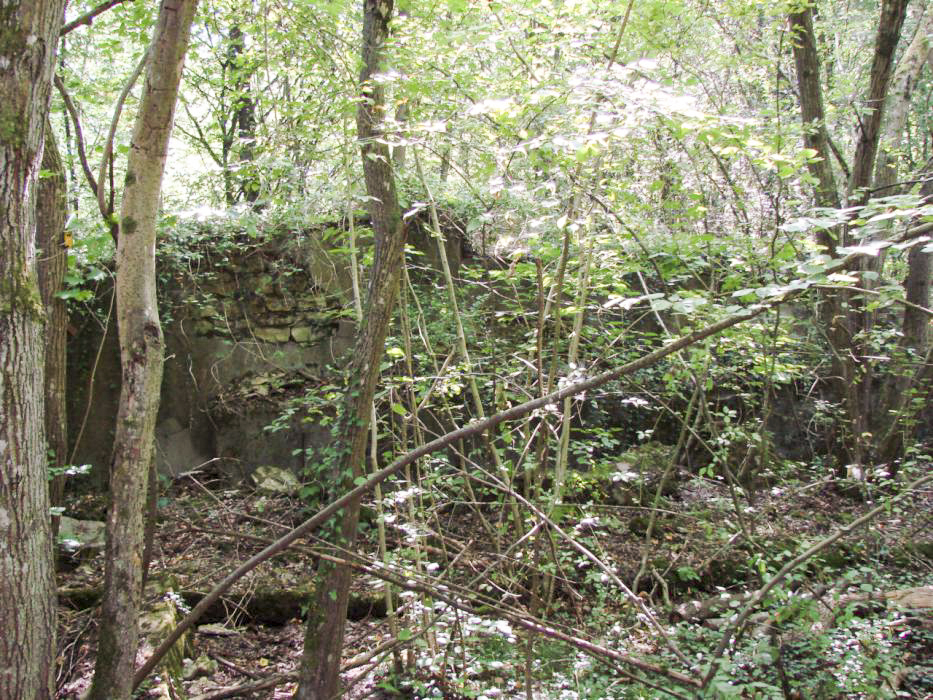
0, 1, 65, 698
294, 1, 406, 697
88, 2, 198, 699
789, 4, 856, 465
845, 0, 909, 468
228, 24, 259, 204
37, 124, 69, 533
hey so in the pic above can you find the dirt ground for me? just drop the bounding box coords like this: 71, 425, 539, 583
54, 468, 933, 699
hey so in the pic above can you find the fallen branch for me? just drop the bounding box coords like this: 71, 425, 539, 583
208, 652, 260, 680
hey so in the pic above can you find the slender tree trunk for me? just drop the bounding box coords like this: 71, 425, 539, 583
846, 0, 909, 467
88, 2, 198, 699
294, 1, 406, 697
876, 174, 932, 466
873, 5, 933, 191
228, 24, 259, 204
900, 231, 932, 352
0, 2, 65, 698
789, 7, 840, 214
392, 100, 409, 170
847, 0, 909, 201
866, 5, 931, 468
37, 124, 69, 533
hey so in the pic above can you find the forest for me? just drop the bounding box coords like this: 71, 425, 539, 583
1, 0, 932, 698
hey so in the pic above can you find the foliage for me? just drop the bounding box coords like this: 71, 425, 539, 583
48, 0, 933, 696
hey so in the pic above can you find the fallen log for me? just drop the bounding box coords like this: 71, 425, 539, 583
58, 584, 386, 626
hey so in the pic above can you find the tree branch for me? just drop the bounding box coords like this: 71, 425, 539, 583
53, 74, 99, 198
60, 0, 133, 36
178, 100, 224, 168
97, 48, 149, 235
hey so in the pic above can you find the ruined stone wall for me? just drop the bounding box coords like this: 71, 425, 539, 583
68, 213, 467, 485
69, 224, 356, 483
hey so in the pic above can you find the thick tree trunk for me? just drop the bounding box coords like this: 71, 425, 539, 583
37, 124, 69, 531
294, 1, 406, 697
0, 2, 65, 698
88, 2, 198, 699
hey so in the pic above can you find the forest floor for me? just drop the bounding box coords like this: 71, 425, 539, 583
54, 466, 933, 699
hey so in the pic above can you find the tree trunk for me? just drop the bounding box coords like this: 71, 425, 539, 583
873, 5, 933, 191
789, 7, 852, 445
847, 0, 909, 201
88, 2, 198, 699
845, 0, 909, 468
294, 1, 406, 697
790, 1, 911, 470
876, 174, 933, 467
789, 7, 839, 214
0, 2, 65, 698
866, 6, 932, 468
37, 124, 69, 534
228, 24, 259, 204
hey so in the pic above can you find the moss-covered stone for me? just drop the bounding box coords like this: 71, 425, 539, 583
265, 296, 293, 312
254, 327, 291, 343
140, 576, 191, 698
291, 326, 318, 343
